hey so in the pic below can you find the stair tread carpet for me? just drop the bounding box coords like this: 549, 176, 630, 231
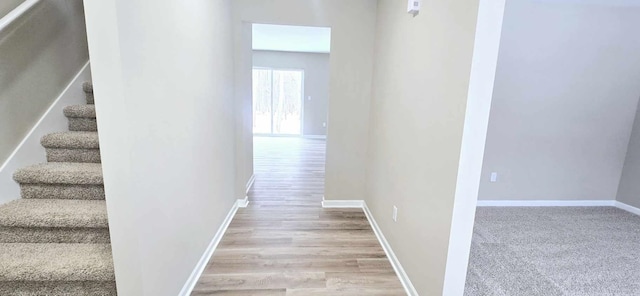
0, 199, 107, 228
13, 163, 103, 185
0, 243, 114, 282
83, 81, 93, 94
64, 104, 96, 118
83, 82, 94, 104
3, 81, 114, 292
41, 131, 100, 149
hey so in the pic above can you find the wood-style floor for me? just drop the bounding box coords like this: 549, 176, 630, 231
192, 137, 405, 295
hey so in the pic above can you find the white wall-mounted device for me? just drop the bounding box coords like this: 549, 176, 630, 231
407, 0, 421, 16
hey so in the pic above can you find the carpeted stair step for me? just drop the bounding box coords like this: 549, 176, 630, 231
41, 132, 100, 163
83, 81, 94, 104
0, 199, 109, 243
13, 163, 104, 200
0, 243, 116, 295
64, 105, 97, 132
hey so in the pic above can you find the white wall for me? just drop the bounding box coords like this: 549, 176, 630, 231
232, 0, 377, 201
83, 1, 236, 295
443, 1, 506, 293
479, 0, 640, 201
252, 50, 330, 136
0, 63, 90, 205
234, 22, 254, 201
0, 0, 23, 18
0, 0, 88, 167
365, 0, 505, 294
252, 24, 331, 53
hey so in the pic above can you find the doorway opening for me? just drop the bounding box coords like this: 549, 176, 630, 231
251, 23, 330, 139
249, 23, 331, 206
463, 2, 640, 295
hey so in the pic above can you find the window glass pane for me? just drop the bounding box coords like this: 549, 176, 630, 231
252, 69, 272, 134
272, 70, 302, 135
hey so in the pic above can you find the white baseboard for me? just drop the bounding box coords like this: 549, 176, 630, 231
246, 174, 255, 193
321, 199, 417, 295
303, 135, 326, 140
321, 199, 364, 208
317, 198, 640, 296
615, 201, 640, 216
238, 174, 255, 208
179, 201, 239, 296
476, 200, 616, 207
254, 135, 326, 140
0, 61, 91, 205
362, 202, 418, 296
237, 196, 249, 208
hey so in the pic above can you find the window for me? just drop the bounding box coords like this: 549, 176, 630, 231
252, 68, 304, 135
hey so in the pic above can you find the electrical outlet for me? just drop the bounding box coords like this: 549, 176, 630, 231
393, 206, 398, 222
322, 122, 326, 128
490, 172, 498, 182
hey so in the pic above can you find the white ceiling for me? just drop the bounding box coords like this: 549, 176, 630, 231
252, 24, 331, 54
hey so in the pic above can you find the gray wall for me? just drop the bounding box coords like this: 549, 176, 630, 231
0, 0, 89, 166
479, 0, 640, 201
617, 100, 640, 208
0, 0, 24, 18
233, 22, 254, 201
252, 50, 329, 136
365, 0, 482, 294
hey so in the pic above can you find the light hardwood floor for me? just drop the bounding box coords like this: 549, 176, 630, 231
192, 137, 405, 295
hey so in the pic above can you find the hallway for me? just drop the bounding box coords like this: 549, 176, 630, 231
192, 137, 405, 295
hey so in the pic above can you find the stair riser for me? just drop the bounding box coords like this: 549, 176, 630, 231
46, 148, 101, 163
0, 227, 110, 243
86, 92, 94, 104
0, 281, 116, 296
20, 185, 105, 200
68, 118, 97, 132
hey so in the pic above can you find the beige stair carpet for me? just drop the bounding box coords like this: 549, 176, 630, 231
0, 82, 116, 295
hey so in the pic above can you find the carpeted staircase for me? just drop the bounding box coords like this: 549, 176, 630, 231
0, 82, 116, 295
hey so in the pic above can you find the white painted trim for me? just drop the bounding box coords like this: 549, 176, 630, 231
253, 134, 326, 140
615, 201, 640, 216
179, 201, 240, 296
253, 134, 302, 138
237, 174, 255, 208
237, 196, 249, 208
0, 61, 91, 205
442, 0, 506, 294
476, 200, 616, 207
0, 0, 40, 32
301, 70, 306, 138
321, 199, 363, 208
362, 202, 418, 296
246, 174, 255, 193
303, 135, 326, 140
